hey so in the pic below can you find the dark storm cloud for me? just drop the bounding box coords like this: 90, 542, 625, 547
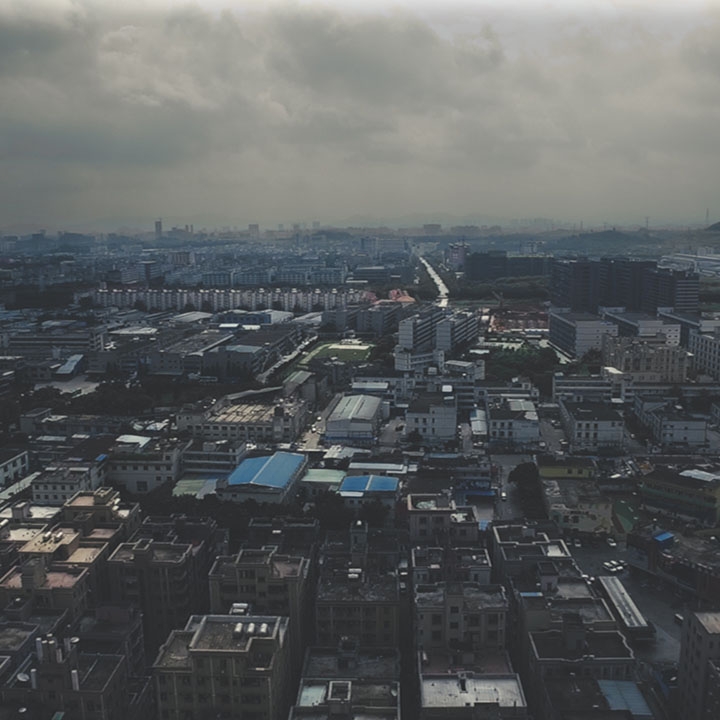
0, 0, 719, 229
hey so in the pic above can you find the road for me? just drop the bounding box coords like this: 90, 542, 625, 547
418, 256, 449, 308
570, 545, 682, 665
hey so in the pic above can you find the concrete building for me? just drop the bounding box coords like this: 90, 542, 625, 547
407, 494, 481, 546
338, 474, 400, 518
1, 632, 152, 720
601, 309, 681, 344
0, 558, 89, 621
108, 435, 191, 494
208, 546, 310, 659
415, 582, 508, 652
638, 466, 720, 525
405, 392, 457, 445
107, 537, 211, 652
633, 397, 708, 449
559, 400, 624, 451
153, 614, 292, 720
678, 612, 720, 720
325, 394, 384, 447
689, 328, 720, 379
487, 399, 540, 448
602, 334, 689, 383
290, 643, 400, 720
31, 456, 108, 506
315, 567, 399, 648
548, 312, 618, 358
0, 450, 29, 487
412, 546, 492, 586
419, 672, 527, 720
215, 451, 307, 504
552, 372, 615, 404
176, 394, 308, 444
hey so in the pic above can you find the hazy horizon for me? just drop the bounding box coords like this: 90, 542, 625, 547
2, 0, 720, 233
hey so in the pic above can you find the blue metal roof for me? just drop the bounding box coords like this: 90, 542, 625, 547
653, 531, 674, 544
228, 452, 305, 489
339, 475, 399, 494
597, 680, 652, 717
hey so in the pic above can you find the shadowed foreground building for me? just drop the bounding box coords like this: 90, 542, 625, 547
153, 614, 292, 720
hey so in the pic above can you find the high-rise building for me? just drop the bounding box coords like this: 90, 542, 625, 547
678, 612, 720, 720
154, 219, 162, 239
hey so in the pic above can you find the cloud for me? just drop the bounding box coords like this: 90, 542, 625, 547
0, 0, 719, 229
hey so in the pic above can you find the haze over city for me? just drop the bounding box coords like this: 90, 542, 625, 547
2, 0, 720, 232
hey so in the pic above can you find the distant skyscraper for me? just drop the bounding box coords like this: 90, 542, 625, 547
154, 219, 162, 239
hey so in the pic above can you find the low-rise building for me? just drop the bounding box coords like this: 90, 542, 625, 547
153, 614, 292, 720
415, 582, 508, 652
315, 567, 399, 648
487, 399, 540, 448
420, 671, 527, 720
338, 474, 400, 519
215, 451, 307, 504
108, 435, 191, 494
407, 494, 481, 546
639, 466, 720, 524
548, 312, 618, 358
633, 396, 707, 448
559, 400, 624, 451
404, 392, 457, 445
0, 450, 29, 487
176, 393, 308, 444
325, 394, 384, 447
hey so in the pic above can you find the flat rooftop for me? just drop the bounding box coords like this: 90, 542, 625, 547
303, 648, 399, 680
421, 674, 526, 709
531, 629, 633, 660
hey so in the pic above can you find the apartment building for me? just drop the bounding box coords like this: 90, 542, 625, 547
107, 435, 191, 494
407, 493, 481, 545
315, 567, 399, 648
559, 400, 624, 450
153, 614, 292, 720
548, 312, 618, 358
107, 537, 209, 652
405, 392, 457, 445
677, 612, 720, 720
415, 582, 508, 653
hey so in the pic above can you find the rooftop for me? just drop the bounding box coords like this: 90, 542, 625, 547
227, 452, 306, 489
339, 475, 399, 495
303, 647, 400, 680
421, 673, 526, 709
531, 628, 633, 660
329, 395, 382, 423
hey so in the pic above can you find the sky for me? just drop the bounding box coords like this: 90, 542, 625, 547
1, 0, 720, 232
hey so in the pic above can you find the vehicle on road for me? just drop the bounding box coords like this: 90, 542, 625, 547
607, 537, 618, 548
500, 491, 507, 501
573, 538, 582, 548
602, 561, 616, 573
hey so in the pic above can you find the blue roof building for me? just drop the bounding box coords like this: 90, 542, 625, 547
217, 451, 307, 504
338, 474, 401, 519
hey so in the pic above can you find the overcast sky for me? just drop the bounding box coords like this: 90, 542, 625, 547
1, 0, 720, 232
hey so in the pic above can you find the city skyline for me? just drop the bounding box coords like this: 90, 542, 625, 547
2, 0, 720, 232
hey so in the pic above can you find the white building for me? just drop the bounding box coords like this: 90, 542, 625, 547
689, 329, 720, 379
0, 449, 29, 486
405, 392, 457, 445
633, 396, 707, 448
108, 435, 191, 494
487, 399, 540, 448
325, 394, 385, 447
31, 459, 107, 506
549, 312, 618, 358
559, 401, 624, 450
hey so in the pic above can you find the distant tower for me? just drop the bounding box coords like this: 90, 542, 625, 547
155, 219, 163, 239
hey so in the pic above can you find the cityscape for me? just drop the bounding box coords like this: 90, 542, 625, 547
3, 1, 720, 720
